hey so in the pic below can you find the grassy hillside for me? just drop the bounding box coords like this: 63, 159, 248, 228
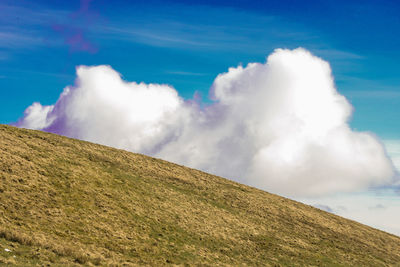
0, 125, 399, 266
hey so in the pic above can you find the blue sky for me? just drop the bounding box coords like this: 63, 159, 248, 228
1, 0, 399, 138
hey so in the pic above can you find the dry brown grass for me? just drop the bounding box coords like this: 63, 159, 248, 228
0, 124, 400, 266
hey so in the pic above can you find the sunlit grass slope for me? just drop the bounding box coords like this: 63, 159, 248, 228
0, 124, 400, 266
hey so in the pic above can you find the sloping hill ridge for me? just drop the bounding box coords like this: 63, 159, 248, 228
0, 125, 399, 266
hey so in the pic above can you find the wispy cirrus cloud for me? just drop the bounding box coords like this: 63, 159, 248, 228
0, 0, 98, 54
98, 23, 242, 50
0, 31, 43, 48
0, 2, 68, 25
0, 0, 363, 61
165, 70, 209, 76
346, 90, 400, 99
312, 49, 364, 60
4, 69, 74, 80
91, 3, 314, 53
0, 1, 66, 49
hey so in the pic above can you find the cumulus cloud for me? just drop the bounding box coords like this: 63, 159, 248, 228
16, 102, 54, 130
15, 48, 396, 197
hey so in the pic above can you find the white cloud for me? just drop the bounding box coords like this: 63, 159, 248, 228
15, 48, 396, 197
15, 102, 54, 130
383, 140, 400, 172
299, 190, 400, 236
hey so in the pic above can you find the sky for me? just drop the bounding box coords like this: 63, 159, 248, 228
1, 0, 400, 235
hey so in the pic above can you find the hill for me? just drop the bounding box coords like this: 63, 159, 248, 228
0, 124, 399, 266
